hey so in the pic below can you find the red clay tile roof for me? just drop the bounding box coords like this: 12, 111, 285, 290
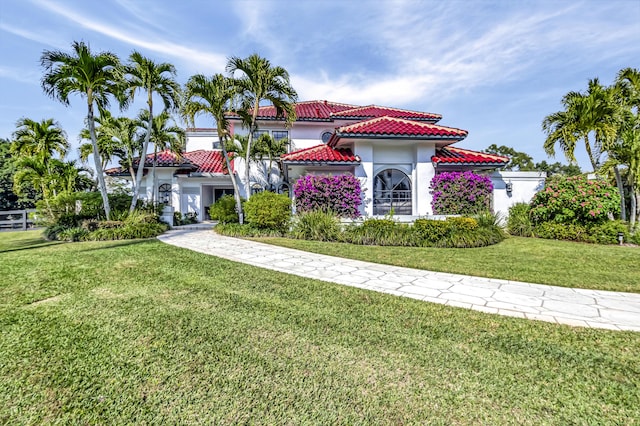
109, 150, 232, 176
227, 100, 359, 122
184, 150, 231, 174
330, 116, 467, 144
330, 105, 441, 122
281, 144, 360, 164
432, 147, 509, 165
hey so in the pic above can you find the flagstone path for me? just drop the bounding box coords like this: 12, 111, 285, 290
158, 229, 640, 331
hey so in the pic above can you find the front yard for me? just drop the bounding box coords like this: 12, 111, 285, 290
1, 231, 638, 424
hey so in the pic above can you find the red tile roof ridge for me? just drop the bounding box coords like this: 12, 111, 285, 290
281, 144, 360, 163
432, 146, 509, 164
337, 115, 468, 134
331, 104, 442, 120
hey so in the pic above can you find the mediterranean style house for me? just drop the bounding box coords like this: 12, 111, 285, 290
107, 100, 545, 222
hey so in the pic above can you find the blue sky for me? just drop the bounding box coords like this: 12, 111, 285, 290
1, 0, 639, 170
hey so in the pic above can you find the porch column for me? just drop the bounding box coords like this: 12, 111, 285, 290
415, 144, 436, 215
355, 142, 373, 216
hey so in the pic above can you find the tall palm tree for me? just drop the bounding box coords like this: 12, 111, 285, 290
40, 41, 122, 219
124, 51, 180, 212
182, 73, 244, 222
252, 133, 289, 188
137, 110, 184, 205
543, 78, 619, 172
11, 118, 69, 167
108, 117, 143, 189
226, 54, 297, 198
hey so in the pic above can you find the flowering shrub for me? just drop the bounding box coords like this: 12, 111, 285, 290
294, 174, 362, 218
529, 175, 620, 225
430, 171, 493, 215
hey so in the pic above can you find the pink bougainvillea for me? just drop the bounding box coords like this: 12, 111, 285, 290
294, 174, 362, 218
430, 171, 493, 215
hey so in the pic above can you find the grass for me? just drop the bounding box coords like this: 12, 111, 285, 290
256, 235, 640, 293
1, 230, 639, 424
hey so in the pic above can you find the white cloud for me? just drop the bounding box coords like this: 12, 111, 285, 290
0, 66, 41, 85
0, 22, 67, 49
31, 0, 228, 73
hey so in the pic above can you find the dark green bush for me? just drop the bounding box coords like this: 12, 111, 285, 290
291, 211, 341, 241
507, 203, 534, 237
209, 195, 245, 224
215, 223, 285, 238
84, 222, 168, 241
342, 219, 418, 246
534, 222, 589, 242
57, 227, 89, 242
413, 219, 450, 242
43, 224, 67, 241
244, 192, 291, 231
584, 221, 629, 245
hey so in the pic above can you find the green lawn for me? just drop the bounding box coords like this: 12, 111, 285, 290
256, 236, 640, 293
1, 231, 639, 424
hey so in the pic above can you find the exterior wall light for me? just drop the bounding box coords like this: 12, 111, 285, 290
506, 182, 513, 196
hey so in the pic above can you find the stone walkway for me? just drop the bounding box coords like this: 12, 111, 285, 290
158, 229, 640, 331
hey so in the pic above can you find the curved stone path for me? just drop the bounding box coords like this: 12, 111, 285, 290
158, 229, 640, 331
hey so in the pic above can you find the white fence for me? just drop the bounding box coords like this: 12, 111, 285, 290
0, 209, 37, 231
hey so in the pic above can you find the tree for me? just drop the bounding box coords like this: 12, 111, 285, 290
226, 54, 297, 199
41, 41, 123, 219
533, 160, 582, 177
543, 78, 620, 172
253, 133, 289, 187
11, 118, 69, 166
0, 138, 38, 209
124, 51, 180, 212
182, 73, 244, 222
137, 110, 184, 204
483, 144, 535, 171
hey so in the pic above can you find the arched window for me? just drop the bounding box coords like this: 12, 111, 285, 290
373, 169, 412, 215
158, 183, 172, 205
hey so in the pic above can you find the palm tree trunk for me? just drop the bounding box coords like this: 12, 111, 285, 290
631, 187, 638, 230
220, 134, 244, 224
87, 101, 111, 220
613, 166, 627, 221
130, 99, 153, 212
245, 100, 260, 199
151, 145, 158, 206
584, 136, 598, 172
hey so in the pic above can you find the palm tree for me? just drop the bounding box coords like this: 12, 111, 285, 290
250, 133, 289, 188
11, 118, 69, 167
40, 41, 123, 219
108, 117, 143, 189
226, 54, 297, 198
124, 51, 180, 212
137, 110, 184, 205
182, 73, 244, 222
543, 78, 619, 172
79, 110, 119, 171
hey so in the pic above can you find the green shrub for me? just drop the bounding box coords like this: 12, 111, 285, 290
57, 227, 89, 242
244, 192, 291, 231
43, 224, 67, 241
84, 222, 167, 241
413, 219, 450, 242
530, 175, 620, 225
437, 226, 505, 248
209, 195, 244, 224
342, 219, 417, 246
291, 211, 341, 241
215, 223, 285, 238
507, 203, 534, 237
534, 222, 589, 242
447, 216, 479, 232
631, 231, 640, 245
584, 221, 629, 245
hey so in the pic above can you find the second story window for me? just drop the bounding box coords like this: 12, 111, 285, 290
272, 130, 289, 141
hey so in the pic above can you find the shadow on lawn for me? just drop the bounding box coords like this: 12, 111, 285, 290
0, 237, 61, 253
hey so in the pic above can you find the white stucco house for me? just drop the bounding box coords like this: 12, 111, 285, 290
107, 100, 544, 221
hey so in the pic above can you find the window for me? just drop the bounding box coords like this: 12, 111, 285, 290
321, 131, 333, 143
373, 169, 412, 215
158, 183, 172, 205
272, 130, 289, 141
252, 130, 269, 139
